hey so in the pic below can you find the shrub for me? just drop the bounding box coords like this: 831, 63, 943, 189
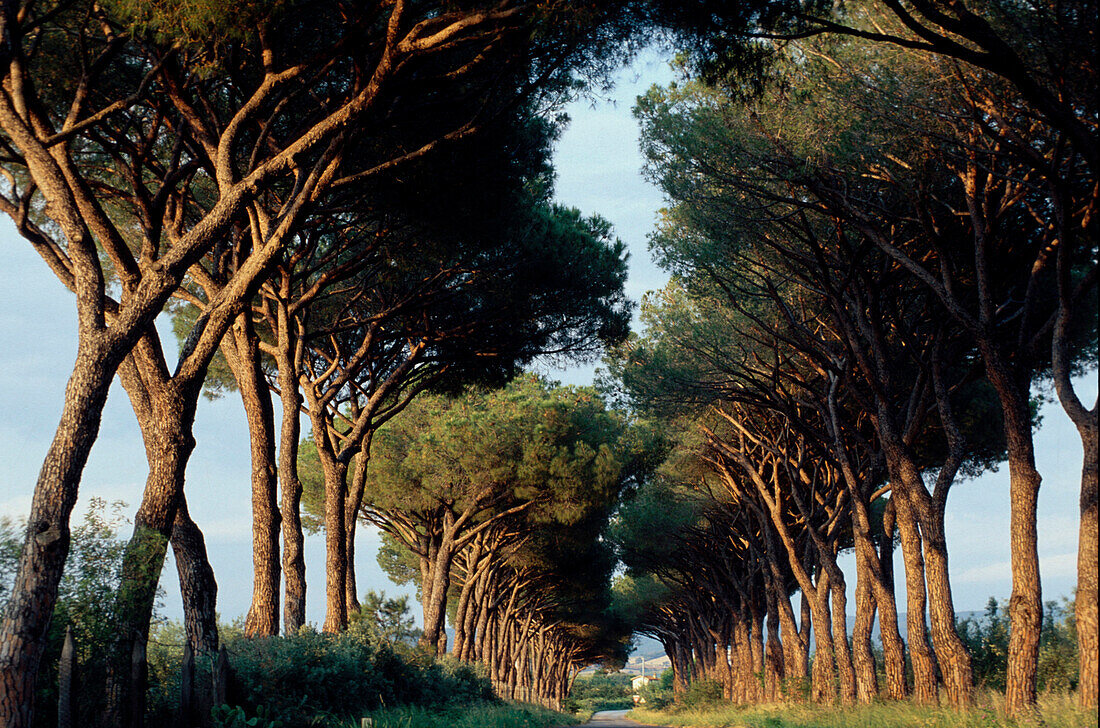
565, 671, 634, 713
958, 596, 1078, 692
1, 499, 137, 728
146, 624, 496, 726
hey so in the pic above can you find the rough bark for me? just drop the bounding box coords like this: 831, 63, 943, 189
1050, 234, 1098, 708
878, 499, 909, 700
223, 316, 281, 637
982, 357, 1043, 716
107, 383, 198, 728
171, 498, 219, 654
0, 349, 114, 728
274, 302, 307, 634
321, 458, 349, 633
1075, 423, 1099, 707
850, 541, 879, 704
892, 491, 939, 704
344, 450, 371, 616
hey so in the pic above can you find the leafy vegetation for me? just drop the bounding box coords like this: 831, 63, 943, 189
564, 671, 634, 713
360, 703, 578, 728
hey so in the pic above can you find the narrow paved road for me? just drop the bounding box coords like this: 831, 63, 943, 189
588, 709, 664, 727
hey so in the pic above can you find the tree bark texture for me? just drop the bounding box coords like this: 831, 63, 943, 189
1076, 423, 1098, 707
986, 361, 1043, 716
877, 499, 909, 700
224, 317, 281, 638
0, 350, 115, 728
892, 492, 940, 704
275, 311, 307, 634
171, 498, 219, 654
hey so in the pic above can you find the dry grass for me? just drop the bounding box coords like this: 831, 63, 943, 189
628, 691, 1096, 728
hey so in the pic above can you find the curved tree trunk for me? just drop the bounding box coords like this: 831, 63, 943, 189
923, 505, 973, 707
274, 300, 306, 634
1075, 423, 1099, 707
850, 541, 879, 704
343, 449, 371, 616
0, 346, 115, 728
171, 497, 219, 654
983, 359, 1043, 716
107, 380, 201, 728
224, 317, 281, 638
892, 491, 939, 704
321, 458, 349, 633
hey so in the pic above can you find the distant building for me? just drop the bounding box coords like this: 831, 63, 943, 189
631, 674, 653, 704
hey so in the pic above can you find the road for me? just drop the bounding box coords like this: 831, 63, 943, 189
588, 709, 664, 727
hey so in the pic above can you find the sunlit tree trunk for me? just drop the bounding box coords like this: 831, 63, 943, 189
223, 315, 281, 637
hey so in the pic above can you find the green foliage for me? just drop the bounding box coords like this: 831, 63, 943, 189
565, 671, 634, 713
101, 0, 281, 47
678, 678, 723, 709
347, 590, 419, 647
361, 702, 579, 728
213, 628, 493, 725
958, 596, 1079, 693
354, 376, 628, 527
637, 668, 675, 710
1, 499, 136, 726
211, 704, 284, 728
375, 533, 421, 594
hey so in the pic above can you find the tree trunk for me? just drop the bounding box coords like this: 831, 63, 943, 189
108, 386, 198, 728
344, 450, 370, 616
321, 459, 349, 633
763, 579, 784, 702
892, 489, 939, 704
420, 523, 456, 654
809, 572, 838, 704
850, 539, 879, 704
749, 597, 766, 703
827, 569, 858, 704
275, 300, 307, 634
984, 360, 1043, 716
58, 626, 75, 728
922, 501, 973, 707
0, 348, 114, 728
877, 499, 909, 700
225, 317, 281, 638
171, 497, 219, 653
1051, 222, 1099, 709
1076, 423, 1099, 707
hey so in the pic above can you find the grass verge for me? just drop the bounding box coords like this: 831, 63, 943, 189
628, 692, 1096, 728
358, 701, 581, 727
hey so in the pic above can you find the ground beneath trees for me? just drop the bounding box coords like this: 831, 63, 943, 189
589, 710, 663, 727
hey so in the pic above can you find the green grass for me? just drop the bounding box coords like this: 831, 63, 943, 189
354, 701, 581, 728
628, 692, 1096, 728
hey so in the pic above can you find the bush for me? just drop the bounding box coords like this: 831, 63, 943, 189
637, 668, 675, 710
565, 671, 634, 713
958, 596, 1078, 692
146, 624, 496, 726
679, 678, 723, 708
1, 499, 137, 728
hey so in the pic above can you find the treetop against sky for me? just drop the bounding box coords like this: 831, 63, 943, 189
0, 47, 1090, 630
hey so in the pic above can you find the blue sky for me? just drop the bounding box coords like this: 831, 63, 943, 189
0, 50, 1093, 630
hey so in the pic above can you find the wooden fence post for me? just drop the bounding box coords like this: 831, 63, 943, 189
58, 625, 76, 728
